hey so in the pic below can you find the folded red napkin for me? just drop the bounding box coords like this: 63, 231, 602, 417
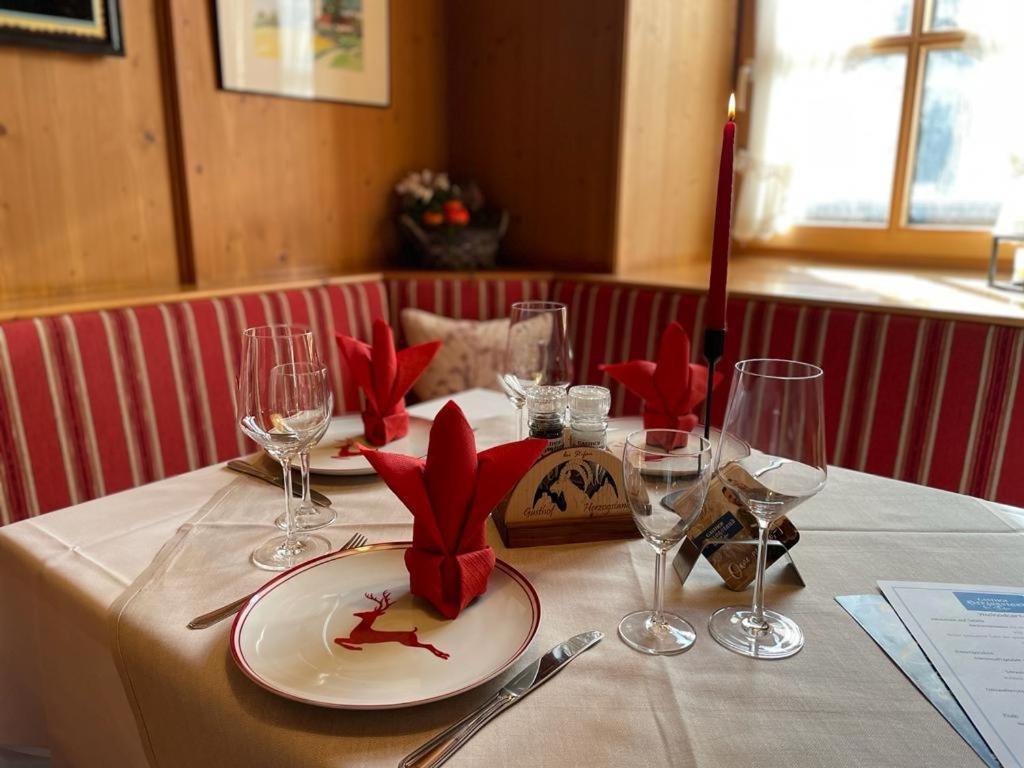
599, 321, 723, 432
362, 401, 545, 619
336, 319, 441, 445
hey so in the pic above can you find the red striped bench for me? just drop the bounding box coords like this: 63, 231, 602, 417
1, 273, 1020, 524
391, 276, 1024, 507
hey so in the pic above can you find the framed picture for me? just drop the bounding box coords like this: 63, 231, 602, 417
0, 1, 123, 56
215, 0, 389, 107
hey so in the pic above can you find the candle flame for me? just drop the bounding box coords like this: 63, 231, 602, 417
728, 92, 736, 121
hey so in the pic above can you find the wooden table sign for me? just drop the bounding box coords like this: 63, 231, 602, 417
492, 444, 639, 548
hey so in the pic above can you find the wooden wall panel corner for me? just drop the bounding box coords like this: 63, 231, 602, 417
445, 0, 627, 273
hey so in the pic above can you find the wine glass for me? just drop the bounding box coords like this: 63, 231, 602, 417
619, 430, 713, 655
500, 301, 573, 439
708, 358, 826, 659
237, 326, 333, 571
274, 407, 336, 532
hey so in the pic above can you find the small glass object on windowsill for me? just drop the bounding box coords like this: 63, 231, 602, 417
988, 173, 1024, 293
526, 385, 567, 456
986, 235, 1024, 293
568, 385, 610, 449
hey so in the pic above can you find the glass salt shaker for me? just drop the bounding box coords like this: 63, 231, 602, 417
526, 385, 567, 456
568, 385, 610, 449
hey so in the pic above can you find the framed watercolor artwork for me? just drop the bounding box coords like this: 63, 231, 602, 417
215, 0, 389, 107
0, 0, 123, 55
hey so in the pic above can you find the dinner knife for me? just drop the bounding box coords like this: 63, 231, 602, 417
225, 460, 332, 508
399, 630, 603, 768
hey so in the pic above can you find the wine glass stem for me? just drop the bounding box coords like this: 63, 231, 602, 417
653, 549, 666, 626
517, 404, 525, 441
749, 520, 772, 633
280, 457, 296, 545
300, 450, 312, 511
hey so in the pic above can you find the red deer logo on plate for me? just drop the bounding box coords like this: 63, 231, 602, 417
334, 591, 449, 660
333, 437, 375, 459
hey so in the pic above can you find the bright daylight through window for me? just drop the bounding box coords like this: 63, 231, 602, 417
734, 0, 1024, 260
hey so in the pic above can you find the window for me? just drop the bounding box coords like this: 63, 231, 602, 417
734, 0, 1024, 262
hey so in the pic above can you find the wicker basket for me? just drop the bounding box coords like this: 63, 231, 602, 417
398, 210, 509, 270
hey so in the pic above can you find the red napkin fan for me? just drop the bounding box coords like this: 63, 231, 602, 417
362, 401, 545, 619
336, 319, 441, 445
599, 321, 723, 432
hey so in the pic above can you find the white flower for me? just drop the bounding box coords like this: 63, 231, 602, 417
434, 173, 450, 191
420, 169, 433, 185
396, 171, 423, 196
415, 186, 433, 203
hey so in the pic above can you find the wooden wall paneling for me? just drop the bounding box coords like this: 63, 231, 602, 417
170, 0, 449, 288
0, 1, 181, 303
614, 0, 737, 275
445, 0, 627, 273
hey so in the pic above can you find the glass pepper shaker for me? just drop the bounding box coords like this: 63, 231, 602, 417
568, 385, 611, 449
526, 385, 567, 456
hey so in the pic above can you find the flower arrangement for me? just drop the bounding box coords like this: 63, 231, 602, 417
395, 169, 478, 229
394, 169, 507, 270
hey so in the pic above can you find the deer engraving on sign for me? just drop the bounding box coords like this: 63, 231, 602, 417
334, 591, 450, 659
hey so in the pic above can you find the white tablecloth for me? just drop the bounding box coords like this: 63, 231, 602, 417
0, 389, 1021, 767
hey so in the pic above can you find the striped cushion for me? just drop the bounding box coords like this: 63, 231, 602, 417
551, 279, 1024, 507
0, 281, 387, 525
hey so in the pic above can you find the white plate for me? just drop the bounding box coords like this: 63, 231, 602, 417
230, 543, 541, 709
301, 415, 433, 476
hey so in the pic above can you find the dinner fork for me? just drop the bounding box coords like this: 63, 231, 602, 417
186, 532, 367, 630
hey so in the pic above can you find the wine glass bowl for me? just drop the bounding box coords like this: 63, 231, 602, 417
619, 430, 713, 655
240, 362, 330, 456
708, 358, 826, 659
719, 454, 826, 524
501, 301, 573, 439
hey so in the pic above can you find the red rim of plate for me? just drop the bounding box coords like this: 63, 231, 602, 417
229, 541, 541, 709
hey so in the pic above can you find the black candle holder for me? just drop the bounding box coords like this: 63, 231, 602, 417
701, 327, 725, 443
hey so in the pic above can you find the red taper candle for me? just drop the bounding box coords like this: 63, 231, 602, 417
706, 93, 736, 331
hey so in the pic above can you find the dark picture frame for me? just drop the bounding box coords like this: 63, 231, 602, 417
0, 1, 124, 56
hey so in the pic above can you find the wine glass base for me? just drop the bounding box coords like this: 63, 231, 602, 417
708, 606, 804, 659
617, 610, 696, 655
275, 505, 337, 532
251, 534, 331, 572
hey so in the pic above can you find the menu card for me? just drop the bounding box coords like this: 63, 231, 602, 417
879, 581, 1024, 768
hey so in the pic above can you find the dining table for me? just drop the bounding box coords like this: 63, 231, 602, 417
0, 387, 1021, 768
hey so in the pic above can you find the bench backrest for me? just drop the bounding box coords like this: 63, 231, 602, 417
548, 280, 1024, 507
2, 274, 1021, 524
0, 281, 387, 523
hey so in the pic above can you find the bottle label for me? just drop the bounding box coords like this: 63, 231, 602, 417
541, 436, 565, 456
570, 429, 606, 449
